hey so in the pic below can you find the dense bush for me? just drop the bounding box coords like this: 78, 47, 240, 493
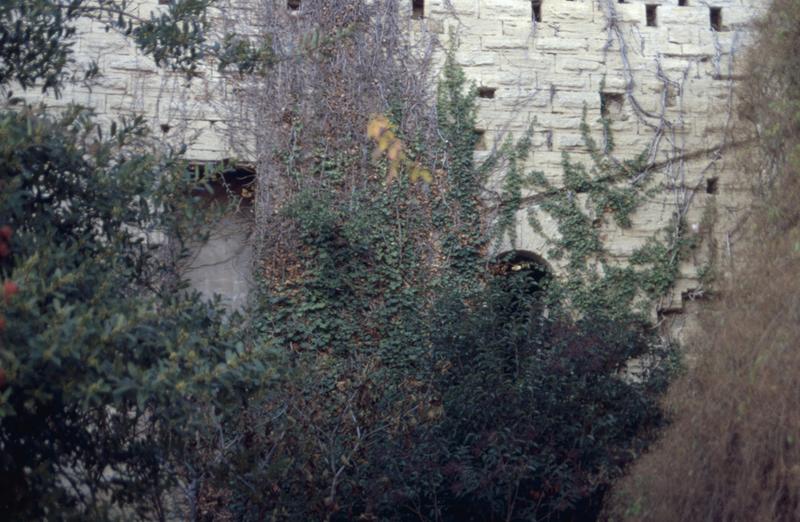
204, 58, 674, 522
0, 2, 285, 518
423, 279, 666, 521
0, 103, 270, 520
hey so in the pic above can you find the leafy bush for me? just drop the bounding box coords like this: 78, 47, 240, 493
0, 105, 269, 520
419, 277, 667, 521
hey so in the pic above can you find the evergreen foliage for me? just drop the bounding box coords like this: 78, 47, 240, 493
0, 4, 273, 518
0, 102, 272, 519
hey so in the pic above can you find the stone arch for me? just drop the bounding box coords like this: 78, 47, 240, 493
490, 249, 552, 289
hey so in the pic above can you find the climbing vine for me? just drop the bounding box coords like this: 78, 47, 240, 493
491, 106, 688, 320
207, 49, 674, 521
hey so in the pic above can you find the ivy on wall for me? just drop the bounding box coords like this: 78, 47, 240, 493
223, 53, 676, 521
492, 105, 692, 320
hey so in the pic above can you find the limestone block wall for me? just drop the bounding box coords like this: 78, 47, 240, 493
46, 0, 763, 318
28, 0, 235, 162
413, 0, 761, 314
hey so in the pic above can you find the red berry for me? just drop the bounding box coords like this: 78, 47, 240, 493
0, 226, 12, 241
3, 280, 18, 301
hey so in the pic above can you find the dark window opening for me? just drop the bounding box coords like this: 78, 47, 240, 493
532, 0, 542, 22
474, 129, 487, 151
710, 7, 723, 31
600, 92, 625, 118
478, 87, 497, 99
191, 164, 256, 208
412, 0, 424, 19
679, 0, 688, 6
491, 250, 551, 293
287, 0, 301, 11
646, 5, 658, 27
706, 177, 719, 194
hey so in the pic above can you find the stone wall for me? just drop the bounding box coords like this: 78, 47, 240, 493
51, 0, 763, 323
416, 0, 761, 322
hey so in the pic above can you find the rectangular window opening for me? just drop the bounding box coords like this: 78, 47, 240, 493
532, 0, 542, 23
478, 87, 497, 99
412, 0, 424, 19
706, 177, 719, 194
679, 0, 688, 6
287, 0, 301, 10
646, 5, 658, 27
600, 92, 625, 119
710, 7, 723, 31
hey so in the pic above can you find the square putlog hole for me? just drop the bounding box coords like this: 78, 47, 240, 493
412, 0, 424, 19
474, 130, 488, 151
646, 5, 658, 27
706, 177, 719, 194
710, 7, 723, 31
600, 92, 625, 119
478, 87, 497, 99
287, 0, 300, 10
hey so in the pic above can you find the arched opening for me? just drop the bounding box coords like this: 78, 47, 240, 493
490, 250, 551, 289
489, 250, 552, 323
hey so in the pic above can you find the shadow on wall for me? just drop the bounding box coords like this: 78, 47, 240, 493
183, 167, 255, 310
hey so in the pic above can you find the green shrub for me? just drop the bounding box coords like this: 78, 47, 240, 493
0, 105, 269, 520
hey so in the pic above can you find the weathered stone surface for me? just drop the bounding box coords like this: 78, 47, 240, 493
47, 0, 763, 321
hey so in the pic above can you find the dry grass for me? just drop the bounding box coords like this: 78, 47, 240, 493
605, 1, 800, 520
607, 219, 800, 521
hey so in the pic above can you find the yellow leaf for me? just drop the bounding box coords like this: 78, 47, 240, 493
410, 165, 432, 184
377, 129, 395, 152
367, 115, 390, 140
386, 139, 404, 162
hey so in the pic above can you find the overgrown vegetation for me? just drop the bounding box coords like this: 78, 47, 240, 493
0, 3, 274, 519
606, 1, 800, 520
197, 42, 675, 518
0, 103, 276, 518
0, 1, 689, 520
0, 0, 272, 94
